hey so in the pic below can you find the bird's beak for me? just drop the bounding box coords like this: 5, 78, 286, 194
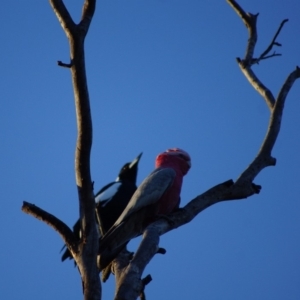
129, 152, 143, 169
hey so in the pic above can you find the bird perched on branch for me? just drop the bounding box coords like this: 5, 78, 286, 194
61, 152, 142, 262
98, 148, 191, 270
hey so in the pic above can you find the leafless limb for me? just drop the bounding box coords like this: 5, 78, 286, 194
22, 201, 78, 256
58, 60, 73, 68
113, 1, 300, 299
21, 1, 99, 299
253, 19, 288, 65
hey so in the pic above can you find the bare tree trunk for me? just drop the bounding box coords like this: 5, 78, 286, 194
22, 1, 100, 299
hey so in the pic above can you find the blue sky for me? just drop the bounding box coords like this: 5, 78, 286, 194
1, 1, 300, 299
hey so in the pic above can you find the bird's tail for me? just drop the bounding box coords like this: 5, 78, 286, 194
60, 245, 71, 262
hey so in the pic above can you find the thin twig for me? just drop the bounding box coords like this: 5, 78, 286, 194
255, 52, 282, 63
114, 2, 300, 299
252, 19, 288, 64
57, 60, 73, 68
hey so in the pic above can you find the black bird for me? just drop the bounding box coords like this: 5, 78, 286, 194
61, 152, 142, 262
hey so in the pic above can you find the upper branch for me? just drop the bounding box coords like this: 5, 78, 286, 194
80, 0, 96, 32
48, 1, 99, 299
49, 0, 76, 36
227, 0, 258, 62
276, 67, 300, 107
49, 0, 96, 239
255, 19, 288, 63
236, 63, 275, 110
229, 3, 299, 185
228, 1, 289, 112
227, 1, 277, 110
258, 67, 300, 156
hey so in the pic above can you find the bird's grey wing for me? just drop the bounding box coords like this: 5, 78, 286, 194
113, 167, 176, 227
98, 168, 176, 270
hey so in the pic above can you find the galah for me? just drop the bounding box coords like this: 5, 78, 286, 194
60, 152, 142, 262
98, 148, 191, 270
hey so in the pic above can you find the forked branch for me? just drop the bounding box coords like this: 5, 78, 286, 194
255, 19, 288, 64
114, 1, 299, 299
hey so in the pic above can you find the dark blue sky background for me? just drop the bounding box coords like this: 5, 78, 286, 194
1, 1, 300, 299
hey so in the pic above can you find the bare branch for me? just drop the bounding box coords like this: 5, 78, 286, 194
230, 4, 299, 185
49, 0, 76, 36
255, 19, 288, 63
51, 1, 99, 298
227, 0, 258, 61
57, 60, 73, 68
236, 59, 275, 110
22, 201, 78, 256
229, 6, 289, 112
80, 0, 96, 32
22, 1, 100, 299
114, 2, 299, 298
229, 0, 278, 110
255, 52, 282, 62
258, 68, 300, 155
49, 0, 97, 254
228, 4, 289, 111
226, 0, 251, 27
277, 66, 300, 105
228, 1, 274, 109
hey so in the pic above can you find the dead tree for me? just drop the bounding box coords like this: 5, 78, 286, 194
22, 1, 299, 300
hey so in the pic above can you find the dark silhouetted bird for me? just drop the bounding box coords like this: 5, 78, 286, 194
98, 148, 191, 270
61, 152, 142, 262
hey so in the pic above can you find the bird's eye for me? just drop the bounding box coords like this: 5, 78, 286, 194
122, 165, 129, 172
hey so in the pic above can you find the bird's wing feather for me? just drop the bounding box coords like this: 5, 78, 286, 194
98, 168, 176, 268
95, 182, 122, 205
113, 167, 176, 227
95, 181, 115, 198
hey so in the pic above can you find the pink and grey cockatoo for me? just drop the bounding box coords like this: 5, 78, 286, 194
98, 148, 191, 270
